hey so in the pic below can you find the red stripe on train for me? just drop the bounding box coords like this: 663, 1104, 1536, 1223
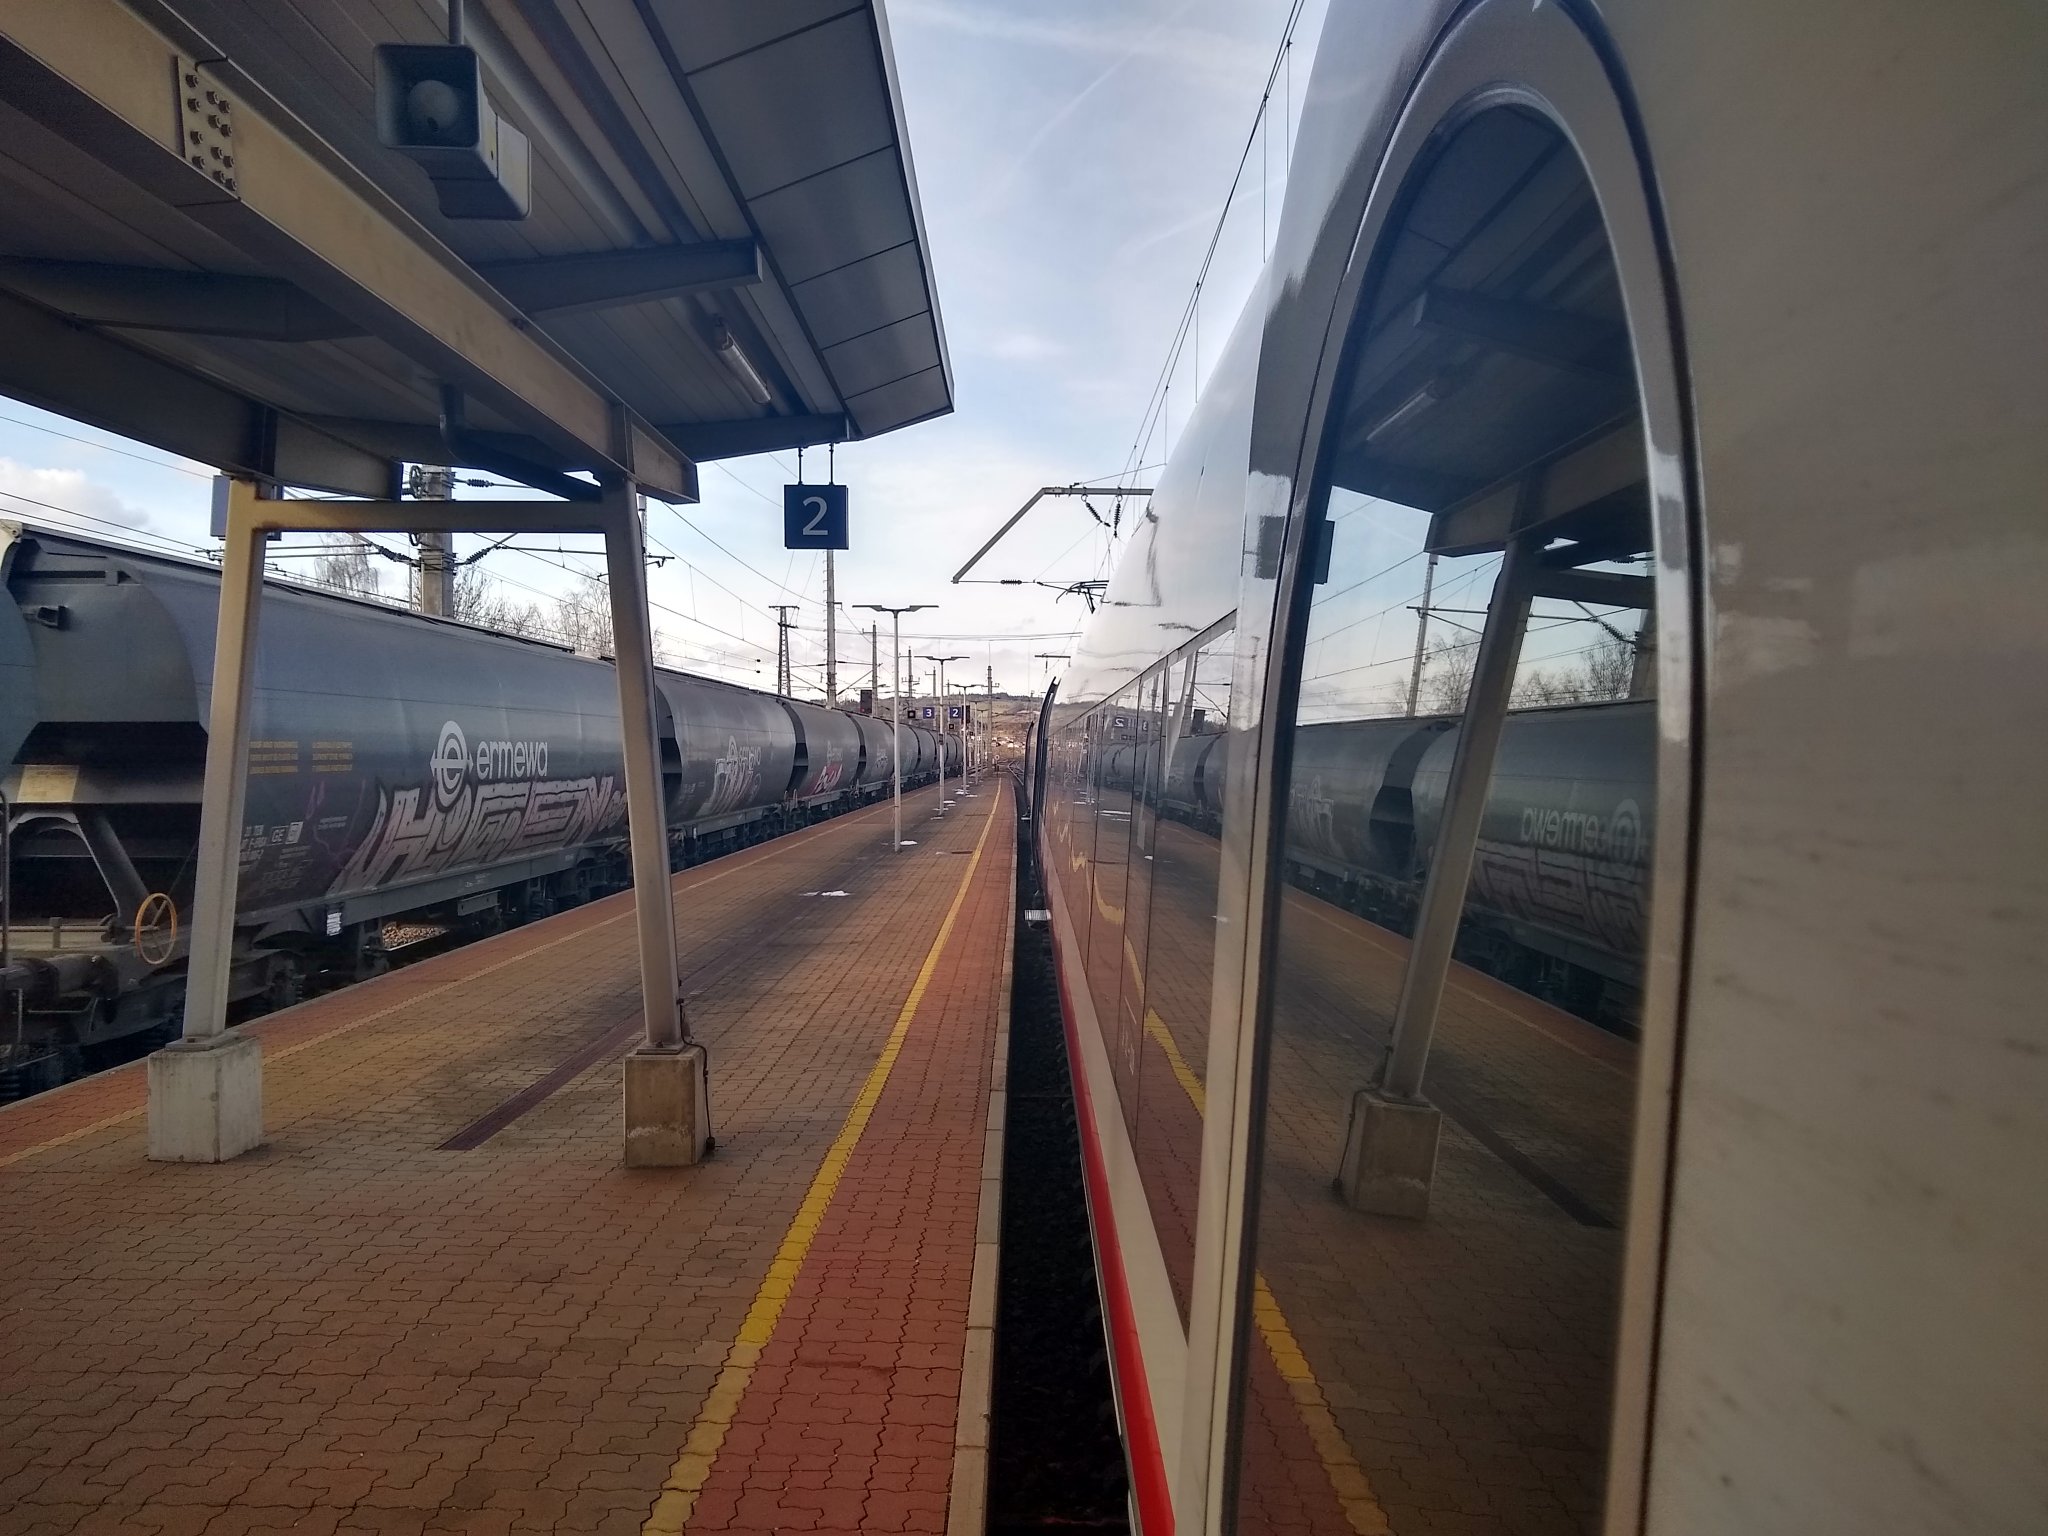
1041, 831, 1176, 1536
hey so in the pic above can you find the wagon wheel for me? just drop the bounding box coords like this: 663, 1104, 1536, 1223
133, 892, 178, 968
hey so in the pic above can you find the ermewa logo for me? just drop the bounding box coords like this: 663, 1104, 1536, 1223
431, 720, 468, 807
431, 720, 551, 806
1517, 797, 1646, 864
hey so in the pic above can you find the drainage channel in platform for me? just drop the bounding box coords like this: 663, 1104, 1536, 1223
987, 798, 1131, 1535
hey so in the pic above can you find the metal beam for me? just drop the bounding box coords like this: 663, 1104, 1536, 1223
0, 0, 693, 503
1529, 567, 1654, 609
478, 241, 760, 317
1328, 450, 1477, 512
0, 257, 354, 341
952, 485, 1154, 584
1412, 286, 1626, 379
1426, 419, 1642, 556
0, 289, 393, 497
237, 497, 610, 536
1380, 532, 1540, 1103
0, 241, 758, 343
660, 412, 848, 462
302, 415, 562, 474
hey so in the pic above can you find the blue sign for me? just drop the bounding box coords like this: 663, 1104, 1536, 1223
783, 483, 849, 550
948, 705, 964, 720
921, 706, 935, 719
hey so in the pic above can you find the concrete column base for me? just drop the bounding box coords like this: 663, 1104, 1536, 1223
1336, 1087, 1441, 1219
623, 1043, 712, 1167
146, 1030, 264, 1162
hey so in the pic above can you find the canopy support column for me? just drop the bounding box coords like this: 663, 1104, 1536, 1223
147, 480, 267, 1161
146, 475, 709, 1166
1338, 531, 1538, 1215
608, 480, 711, 1167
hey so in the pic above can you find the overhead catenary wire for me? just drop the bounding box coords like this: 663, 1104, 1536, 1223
1115, 0, 1310, 497
0, 411, 215, 478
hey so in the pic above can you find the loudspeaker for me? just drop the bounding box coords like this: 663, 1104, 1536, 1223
373, 44, 531, 220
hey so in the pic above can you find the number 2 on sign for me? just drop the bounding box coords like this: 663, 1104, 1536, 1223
803, 496, 830, 536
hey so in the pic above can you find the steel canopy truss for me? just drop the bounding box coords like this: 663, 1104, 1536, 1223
0, 0, 694, 501
0, 0, 954, 497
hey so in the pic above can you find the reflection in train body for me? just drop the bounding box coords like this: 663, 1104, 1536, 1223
1027, 1, 2048, 1533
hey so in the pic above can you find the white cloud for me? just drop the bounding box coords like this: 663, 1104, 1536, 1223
0, 457, 158, 535
889, 1, 1263, 85
979, 330, 1067, 363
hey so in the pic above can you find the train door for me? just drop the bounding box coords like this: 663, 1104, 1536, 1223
1209, 6, 1702, 1535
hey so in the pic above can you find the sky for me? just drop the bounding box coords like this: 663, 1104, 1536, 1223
0, 0, 1325, 706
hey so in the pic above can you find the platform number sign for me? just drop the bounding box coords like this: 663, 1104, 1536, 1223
921, 706, 935, 719
948, 705, 963, 720
783, 483, 849, 550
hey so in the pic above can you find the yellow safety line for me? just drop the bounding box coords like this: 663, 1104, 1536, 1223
0, 794, 920, 1169
642, 790, 1001, 1536
1252, 1277, 1391, 1534
1141, 1006, 1389, 1534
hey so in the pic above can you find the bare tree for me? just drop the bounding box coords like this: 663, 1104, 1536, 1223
1511, 629, 1640, 708
553, 572, 615, 658
310, 535, 381, 600
450, 562, 553, 640
1419, 632, 1475, 715
1580, 630, 1636, 701
1513, 667, 1584, 708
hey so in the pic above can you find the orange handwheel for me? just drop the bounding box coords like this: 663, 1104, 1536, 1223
135, 892, 178, 967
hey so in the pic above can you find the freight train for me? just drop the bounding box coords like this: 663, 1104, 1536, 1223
0, 522, 952, 1095
1095, 700, 1653, 1027
1025, 1, 2046, 1533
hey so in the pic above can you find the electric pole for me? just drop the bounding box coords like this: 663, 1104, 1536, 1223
858, 604, 931, 851
770, 605, 798, 698
921, 654, 966, 808
869, 624, 879, 712
1405, 551, 1439, 717
409, 464, 455, 616
824, 549, 838, 705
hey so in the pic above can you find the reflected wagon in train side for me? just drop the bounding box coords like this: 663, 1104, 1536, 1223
1026, 2, 2048, 1534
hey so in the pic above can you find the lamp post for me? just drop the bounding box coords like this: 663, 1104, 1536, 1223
949, 682, 978, 782
921, 653, 967, 809
856, 604, 931, 851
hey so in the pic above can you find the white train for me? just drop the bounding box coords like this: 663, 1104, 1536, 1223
1027, 3, 2046, 1534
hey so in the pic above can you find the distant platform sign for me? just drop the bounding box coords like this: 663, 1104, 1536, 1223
921, 706, 936, 719
783, 483, 849, 550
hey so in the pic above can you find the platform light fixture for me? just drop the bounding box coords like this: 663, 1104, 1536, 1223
857, 604, 932, 852
712, 318, 774, 406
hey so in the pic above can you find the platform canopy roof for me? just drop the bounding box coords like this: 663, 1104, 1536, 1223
0, 0, 952, 502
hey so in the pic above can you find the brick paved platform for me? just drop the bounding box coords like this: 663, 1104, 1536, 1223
0, 775, 1017, 1536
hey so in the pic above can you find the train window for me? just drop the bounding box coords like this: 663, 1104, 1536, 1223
1135, 626, 1235, 1321
1088, 685, 1140, 1127
1232, 105, 1655, 1534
